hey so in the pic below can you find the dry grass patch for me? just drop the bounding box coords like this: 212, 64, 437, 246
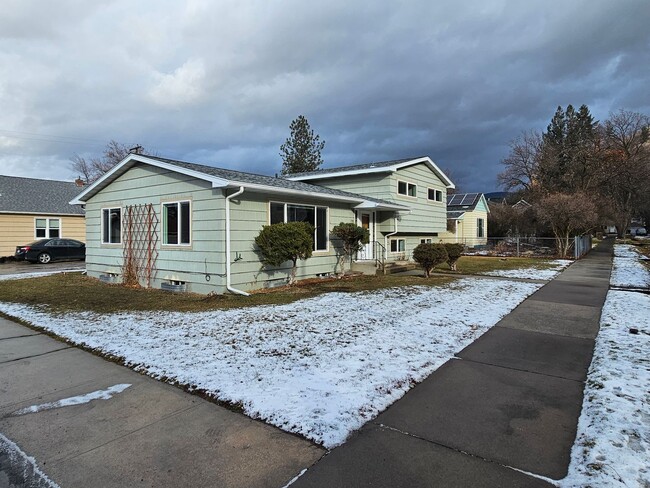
0, 273, 453, 314
433, 255, 567, 275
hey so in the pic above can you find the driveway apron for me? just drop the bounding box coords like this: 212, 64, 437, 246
0, 318, 323, 488
292, 238, 614, 487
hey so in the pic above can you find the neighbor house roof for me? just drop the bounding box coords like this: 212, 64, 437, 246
0, 175, 85, 215
284, 156, 455, 189
71, 154, 410, 212
446, 192, 489, 219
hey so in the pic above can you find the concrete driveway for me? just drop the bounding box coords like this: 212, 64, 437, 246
0, 260, 86, 278
0, 318, 323, 487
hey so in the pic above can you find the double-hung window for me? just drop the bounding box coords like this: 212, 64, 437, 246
390, 239, 405, 252
163, 201, 191, 245
477, 218, 485, 238
101, 208, 121, 244
397, 180, 417, 197
427, 188, 443, 202
269, 202, 328, 251
35, 218, 60, 238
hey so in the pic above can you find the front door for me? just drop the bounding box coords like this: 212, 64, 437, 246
357, 212, 374, 260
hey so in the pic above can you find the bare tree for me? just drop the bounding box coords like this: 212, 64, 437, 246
599, 110, 650, 236
537, 192, 598, 257
498, 130, 543, 193
71, 140, 148, 184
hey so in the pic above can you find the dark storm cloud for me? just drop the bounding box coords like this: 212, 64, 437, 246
0, 0, 648, 191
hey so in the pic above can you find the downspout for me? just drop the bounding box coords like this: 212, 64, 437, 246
384, 212, 399, 258
225, 186, 250, 296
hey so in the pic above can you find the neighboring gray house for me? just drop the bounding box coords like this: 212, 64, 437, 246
71, 153, 454, 294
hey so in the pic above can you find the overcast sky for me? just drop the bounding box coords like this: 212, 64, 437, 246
1, 1, 648, 191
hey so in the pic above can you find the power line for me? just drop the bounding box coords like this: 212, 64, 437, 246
0, 128, 107, 145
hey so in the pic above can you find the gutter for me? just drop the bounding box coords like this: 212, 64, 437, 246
225, 186, 250, 296
384, 213, 399, 253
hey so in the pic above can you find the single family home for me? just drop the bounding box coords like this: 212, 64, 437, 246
440, 192, 490, 246
0, 175, 86, 257
70, 153, 454, 294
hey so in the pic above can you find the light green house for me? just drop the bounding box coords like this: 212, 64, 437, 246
71, 154, 454, 294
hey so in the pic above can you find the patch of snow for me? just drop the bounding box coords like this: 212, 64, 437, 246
0, 433, 60, 488
13, 384, 131, 416
481, 259, 572, 280
610, 245, 650, 288
0, 269, 84, 281
0, 278, 540, 448
561, 246, 650, 487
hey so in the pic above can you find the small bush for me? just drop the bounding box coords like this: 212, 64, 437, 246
331, 222, 369, 273
413, 243, 448, 277
255, 222, 314, 285
444, 243, 464, 271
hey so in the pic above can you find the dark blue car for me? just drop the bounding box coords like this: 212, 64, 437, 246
15, 239, 86, 264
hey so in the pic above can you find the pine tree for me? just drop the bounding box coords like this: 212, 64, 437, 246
280, 115, 325, 175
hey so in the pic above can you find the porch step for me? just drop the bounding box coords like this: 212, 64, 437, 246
383, 262, 419, 275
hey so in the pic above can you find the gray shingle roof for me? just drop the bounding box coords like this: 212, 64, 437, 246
287, 157, 421, 178
0, 175, 85, 215
447, 210, 466, 220
143, 155, 406, 208
447, 193, 482, 211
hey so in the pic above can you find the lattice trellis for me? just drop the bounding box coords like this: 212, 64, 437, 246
122, 203, 159, 287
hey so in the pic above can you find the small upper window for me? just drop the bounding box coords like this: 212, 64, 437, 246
35, 218, 60, 238
428, 189, 443, 202
398, 181, 417, 197
102, 208, 121, 244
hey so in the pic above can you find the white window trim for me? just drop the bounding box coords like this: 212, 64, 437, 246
427, 188, 444, 202
397, 180, 417, 199
389, 238, 406, 253
101, 207, 122, 245
34, 217, 62, 239
161, 200, 192, 247
268, 201, 330, 253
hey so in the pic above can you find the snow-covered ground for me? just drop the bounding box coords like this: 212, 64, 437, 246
562, 246, 650, 488
610, 244, 650, 288
481, 259, 572, 280
0, 278, 541, 448
0, 433, 60, 488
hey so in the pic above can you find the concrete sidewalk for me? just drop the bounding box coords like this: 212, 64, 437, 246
0, 319, 323, 487
292, 239, 614, 487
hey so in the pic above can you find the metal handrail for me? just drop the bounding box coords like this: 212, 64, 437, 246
374, 240, 386, 272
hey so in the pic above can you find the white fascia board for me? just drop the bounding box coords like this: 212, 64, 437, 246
478, 194, 491, 214
287, 156, 456, 189
352, 201, 410, 211
286, 166, 394, 181
0, 211, 85, 216
226, 181, 366, 204
70, 154, 229, 204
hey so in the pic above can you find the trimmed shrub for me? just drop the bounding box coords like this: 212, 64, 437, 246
412, 243, 448, 277
255, 222, 314, 285
444, 243, 465, 271
331, 222, 370, 273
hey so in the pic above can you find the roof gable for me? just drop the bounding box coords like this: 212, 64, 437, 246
0, 175, 85, 215
285, 156, 455, 189
447, 193, 489, 213
71, 154, 410, 211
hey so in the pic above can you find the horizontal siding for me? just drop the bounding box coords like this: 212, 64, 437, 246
0, 214, 85, 256
85, 165, 358, 293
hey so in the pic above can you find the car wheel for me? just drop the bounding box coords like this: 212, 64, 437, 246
38, 253, 52, 264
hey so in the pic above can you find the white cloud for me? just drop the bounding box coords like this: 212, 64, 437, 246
149, 58, 208, 107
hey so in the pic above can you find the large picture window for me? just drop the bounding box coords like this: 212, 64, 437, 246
35, 218, 60, 238
101, 208, 121, 244
163, 201, 191, 245
269, 202, 328, 251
